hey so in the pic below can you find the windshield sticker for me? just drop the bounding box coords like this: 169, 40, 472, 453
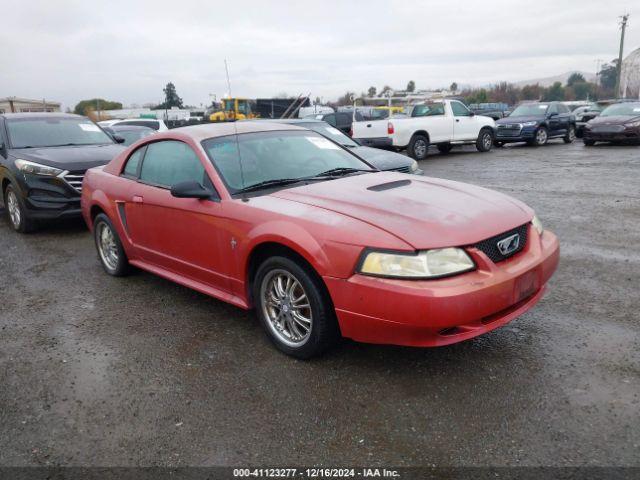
305, 136, 340, 150
324, 127, 343, 136
634, 108, 640, 112
539, 105, 548, 109
79, 124, 101, 132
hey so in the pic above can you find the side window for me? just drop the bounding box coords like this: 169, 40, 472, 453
451, 101, 471, 117
323, 114, 337, 127
139, 141, 207, 187
548, 104, 558, 115
412, 104, 445, 117
559, 104, 570, 114
122, 146, 146, 178
337, 113, 351, 126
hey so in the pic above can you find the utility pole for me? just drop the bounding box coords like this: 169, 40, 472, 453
615, 14, 629, 98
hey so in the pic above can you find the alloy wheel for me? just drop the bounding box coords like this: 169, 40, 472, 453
567, 127, 576, 142
260, 269, 312, 347
414, 139, 427, 158
482, 132, 492, 150
97, 222, 119, 271
536, 128, 548, 145
6, 190, 21, 228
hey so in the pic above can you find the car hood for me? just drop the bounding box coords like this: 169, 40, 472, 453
589, 115, 640, 125
272, 172, 533, 249
352, 145, 413, 171
497, 115, 544, 124
10, 144, 126, 171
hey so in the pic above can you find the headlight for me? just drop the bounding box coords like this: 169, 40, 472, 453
410, 160, 418, 172
15, 159, 63, 177
358, 247, 475, 279
532, 215, 544, 235
624, 120, 640, 128
522, 121, 538, 127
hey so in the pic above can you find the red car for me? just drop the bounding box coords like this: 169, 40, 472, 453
81, 122, 559, 358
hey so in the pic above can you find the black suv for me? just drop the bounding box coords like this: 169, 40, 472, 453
494, 101, 576, 146
0, 113, 125, 232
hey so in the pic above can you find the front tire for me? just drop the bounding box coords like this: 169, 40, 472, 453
407, 134, 429, 160
583, 139, 595, 146
93, 213, 130, 276
476, 128, 494, 152
4, 184, 36, 233
254, 256, 339, 359
563, 125, 576, 143
532, 126, 548, 146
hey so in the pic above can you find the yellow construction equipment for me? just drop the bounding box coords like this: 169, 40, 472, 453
209, 98, 257, 122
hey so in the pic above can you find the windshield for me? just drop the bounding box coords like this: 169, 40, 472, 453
7, 117, 114, 148
509, 104, 549, 116
600, 103, 640, 117
202, 130, 370, 194
298, 123, 359, 147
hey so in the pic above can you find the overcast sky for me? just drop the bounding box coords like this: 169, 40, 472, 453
1, 0, 639, 109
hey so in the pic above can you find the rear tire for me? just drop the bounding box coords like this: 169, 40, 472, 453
563, 125, 576, 143
437, 143, 453, 154
583, 139, 595, 146
4, 184, 37, 233
93, 213, 131, 276
253, 255, 339, 359
476, 128, 494, 152
407, 134, 429, 160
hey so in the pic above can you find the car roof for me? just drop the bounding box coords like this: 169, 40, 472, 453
173, 121, 306, 141
1, 112, 84, 120
252, 118, 325, 124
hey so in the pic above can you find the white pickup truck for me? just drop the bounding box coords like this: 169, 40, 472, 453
352, 99, 496, 160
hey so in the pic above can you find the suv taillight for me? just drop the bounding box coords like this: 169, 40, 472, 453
387, 122, 394, 134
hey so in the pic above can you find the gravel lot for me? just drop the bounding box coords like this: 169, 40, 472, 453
0, 140, 638, 468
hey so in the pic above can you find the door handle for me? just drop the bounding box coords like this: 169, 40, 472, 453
455, 119, 460, 122
132, 195, 144, 204
366, 124, 372, 127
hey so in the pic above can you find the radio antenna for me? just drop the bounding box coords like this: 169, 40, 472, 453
224, 59, 246, 195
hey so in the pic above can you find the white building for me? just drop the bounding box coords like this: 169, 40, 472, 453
0, 96, 61, 114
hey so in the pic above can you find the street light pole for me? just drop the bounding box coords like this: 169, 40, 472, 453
615, 14, 629, 98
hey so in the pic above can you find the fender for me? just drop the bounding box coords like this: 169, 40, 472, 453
240, 220, 331, 277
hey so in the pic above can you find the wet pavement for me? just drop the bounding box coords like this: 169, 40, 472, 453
0, 140, 638, 467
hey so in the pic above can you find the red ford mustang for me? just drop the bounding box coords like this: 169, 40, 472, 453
81, 122, 559, 358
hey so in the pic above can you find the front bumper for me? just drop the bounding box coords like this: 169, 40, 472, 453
495, 127, 536, 143
15, 172, 83, 220
324, 226, 559, 347
583, 128, 640, 143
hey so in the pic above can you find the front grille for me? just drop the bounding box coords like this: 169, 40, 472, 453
592, 125, 625, 133
472, 224, 529, 263
63, 171, 85, 193
496, 124, 521, 137
389, 165, 411, 173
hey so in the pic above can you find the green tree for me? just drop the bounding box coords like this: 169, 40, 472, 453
543, 82, 565, 101
380, 85, 393, 96
73, 98, 122, 116
156, 82, 183, 109
406, 80, 415, 92
337, 91, 356, 105
449, 82, 458, 93
598, 60, 618, 91
367, 86, 377, 97
521, 84, 543, 101
571, 82, 595, 100
567, 72, 586, 86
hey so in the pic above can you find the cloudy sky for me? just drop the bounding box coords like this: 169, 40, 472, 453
2, 0, 639, 109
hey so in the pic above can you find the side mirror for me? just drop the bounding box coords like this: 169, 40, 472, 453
547, 112, 558, 118
170, 180, 212, 199
113, 135, 126, 144
469, 111, 475, 117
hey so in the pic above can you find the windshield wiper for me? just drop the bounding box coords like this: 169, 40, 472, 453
313, 167, 375, 177
236, 178, 307, 194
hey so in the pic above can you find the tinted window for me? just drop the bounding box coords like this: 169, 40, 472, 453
140, 141, 206, 187
202, 130, 370, 193
547, 104, 558, 115
123, 147, 146, 177
323, 114, 337, 127
337, 113, 352, 126
451, 101, 471, 116
412, 103, 445, 117
116, 129, 154, 146
558, 104, 570, 114
6, 117, 114, 148
510, 104, 549, 116
600, 103, 640, 117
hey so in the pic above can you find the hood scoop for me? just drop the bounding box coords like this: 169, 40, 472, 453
367, 179, 412, 191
